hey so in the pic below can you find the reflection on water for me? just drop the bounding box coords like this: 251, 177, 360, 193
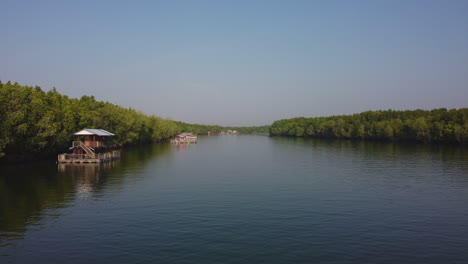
0, 143, 172, 249
174, 142, 198, 153
1, 137, 468, 263
272, 137, 468, 167
0, 161, 71, 246
58, 162, 118, 197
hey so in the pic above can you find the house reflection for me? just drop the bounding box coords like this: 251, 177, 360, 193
176, 143, 188, 152
57, 162, 118, 195
0, 143, 172, 249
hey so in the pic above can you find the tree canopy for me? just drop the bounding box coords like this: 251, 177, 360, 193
269, 109, 468, 144
3, 81, 464, 162
0, 81, 182, 159
0, 81, 269, 161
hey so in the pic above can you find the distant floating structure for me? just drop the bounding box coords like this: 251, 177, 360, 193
171, 133, 198, 144
221, 130, 239, 135
58, 129, 121, 163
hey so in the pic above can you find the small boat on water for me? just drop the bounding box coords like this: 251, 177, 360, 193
171, 133, 198, 144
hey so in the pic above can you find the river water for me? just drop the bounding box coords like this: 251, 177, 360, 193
1, 135, 468, 263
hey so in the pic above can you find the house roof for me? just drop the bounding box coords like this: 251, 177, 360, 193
73, 129, 115, 136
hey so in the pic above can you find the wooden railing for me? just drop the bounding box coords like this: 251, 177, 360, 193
58, 154, 88, 161
59, 141, 120, 163
58, 150, 120, 163
95, 151, 120, 160
72, 141, 96, 158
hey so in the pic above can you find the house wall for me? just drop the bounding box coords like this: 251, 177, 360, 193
84, 135, 105, 148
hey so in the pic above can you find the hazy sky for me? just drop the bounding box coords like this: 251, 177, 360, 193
2, 0, 467, 126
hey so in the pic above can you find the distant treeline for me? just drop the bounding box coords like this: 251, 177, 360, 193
4, 81, 464, 161
270, 109, 468, 144
0, 81, 268, 161
175, 122, 270, 135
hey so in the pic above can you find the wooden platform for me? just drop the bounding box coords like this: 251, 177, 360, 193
170, 139, 198, 144
58, 151, 120, 163
171, 137, 198, 144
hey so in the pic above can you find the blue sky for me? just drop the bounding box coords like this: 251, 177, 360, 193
2, 0, 467, 126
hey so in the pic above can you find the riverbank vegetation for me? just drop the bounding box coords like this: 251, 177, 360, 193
269, 109, 468, 144
0, 81, 269, 161
0, 81, 182, 160
175, 122, 269, 135
3, 81, 465, 162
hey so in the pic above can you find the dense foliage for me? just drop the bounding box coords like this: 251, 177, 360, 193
270, 109, 468, 144
0, 81, 181, 159
0, 81, 270, 160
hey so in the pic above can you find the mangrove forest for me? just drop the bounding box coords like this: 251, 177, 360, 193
0, 81, 266, 161
269, 109, 468, 144
1, 81, 466, 162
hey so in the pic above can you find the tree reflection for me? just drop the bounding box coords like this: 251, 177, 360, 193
0, 143, 172, 248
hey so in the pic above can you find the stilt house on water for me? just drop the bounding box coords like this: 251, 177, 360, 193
58, 129, 121, 163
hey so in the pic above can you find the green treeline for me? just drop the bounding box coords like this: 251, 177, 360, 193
0, 81, 269, 161
174, 122, 270, 135
4, 80, 465, 161
270, 109, 468, 144
0, 81, 182, 159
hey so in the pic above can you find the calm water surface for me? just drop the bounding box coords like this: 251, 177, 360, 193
1, 135, 468, 263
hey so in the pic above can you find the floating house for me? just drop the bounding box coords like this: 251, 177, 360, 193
226, 130, 238, 135
58, 129, 121, 163
171, 133, 198, 144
